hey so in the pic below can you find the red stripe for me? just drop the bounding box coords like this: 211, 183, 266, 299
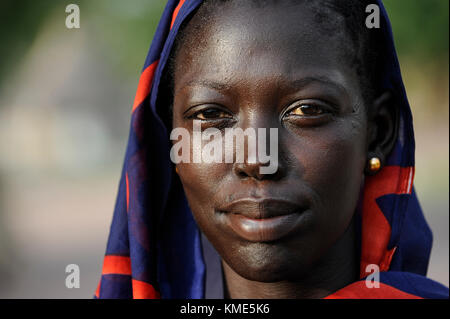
380, 246, 397, 271
325, 281, 422, 299
131, 0, 185, 113
132, 61, 159, 113
95, 280, 101, 298
132, 279, 161, 299
360, 166, 415, 277
400, 166, 414, 194
102, 255, 132, 275
170, 0, 186, 29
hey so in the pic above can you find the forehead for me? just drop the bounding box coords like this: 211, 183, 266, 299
174, 1, 357, 94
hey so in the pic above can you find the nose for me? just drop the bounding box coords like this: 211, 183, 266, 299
233, 161, 269, 181
230, 109, 285, 181
232, 134, 285, 181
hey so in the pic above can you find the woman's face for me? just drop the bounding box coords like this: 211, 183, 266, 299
171, 3, 368, 282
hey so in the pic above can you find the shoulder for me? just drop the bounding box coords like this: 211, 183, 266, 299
325, 271, 449, 299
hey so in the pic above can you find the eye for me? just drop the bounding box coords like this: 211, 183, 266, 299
281, 100, 335, 127
287, 103, 328, 116
190, 108, 233, 120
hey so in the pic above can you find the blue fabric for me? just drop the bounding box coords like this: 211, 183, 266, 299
378, 272, 449, 299
96, 0, 449, 299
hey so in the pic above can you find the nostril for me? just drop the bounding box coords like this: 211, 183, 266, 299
233, 162, 252, 179
237, 170, 248, 179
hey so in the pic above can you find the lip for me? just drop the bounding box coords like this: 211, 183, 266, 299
217, 198, 308, 242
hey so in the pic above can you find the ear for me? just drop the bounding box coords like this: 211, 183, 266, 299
365, 91, 399, 175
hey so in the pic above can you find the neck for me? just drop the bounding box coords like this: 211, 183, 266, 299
221, 217, 359, 299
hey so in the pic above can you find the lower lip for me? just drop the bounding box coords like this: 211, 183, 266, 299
226, 212, 306, 242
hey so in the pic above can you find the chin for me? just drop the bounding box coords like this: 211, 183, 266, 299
226, 241, 311, 282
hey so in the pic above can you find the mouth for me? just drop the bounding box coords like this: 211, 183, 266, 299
217, 198, 308, 242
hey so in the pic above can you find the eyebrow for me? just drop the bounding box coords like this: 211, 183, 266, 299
174, 80, 231, 98
286, 76, 349, 96
176, 76, 349, 97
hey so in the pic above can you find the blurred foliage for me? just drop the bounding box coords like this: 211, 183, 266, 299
0, 0, 448, 86
384, 0, 449, 61
0, 0, 83, 87
83, 0, 167, 78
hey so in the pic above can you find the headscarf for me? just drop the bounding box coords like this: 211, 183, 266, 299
95, 0, 449, 299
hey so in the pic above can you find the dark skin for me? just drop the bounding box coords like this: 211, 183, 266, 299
170, 2, 398, 298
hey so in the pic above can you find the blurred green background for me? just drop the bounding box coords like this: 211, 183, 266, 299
0, 0, 447, 297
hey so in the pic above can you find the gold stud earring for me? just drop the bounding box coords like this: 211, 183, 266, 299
369, 157, 381, 173
175, 166, 179, 174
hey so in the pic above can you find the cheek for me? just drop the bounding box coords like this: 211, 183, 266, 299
171, 117, 231, 233
287, 117, 367, 229
175, 127, 230, 199
179, 162, 226, 198
177, 161, 230, 230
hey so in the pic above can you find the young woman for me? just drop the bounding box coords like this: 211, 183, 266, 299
95, 0, 449, 299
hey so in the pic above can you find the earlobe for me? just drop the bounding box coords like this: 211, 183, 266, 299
365, 91, 399, 175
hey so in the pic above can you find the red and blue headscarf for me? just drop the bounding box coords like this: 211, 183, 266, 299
95, 0, 449, 299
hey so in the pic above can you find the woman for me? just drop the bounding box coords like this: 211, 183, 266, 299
95, 0, 449, 299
